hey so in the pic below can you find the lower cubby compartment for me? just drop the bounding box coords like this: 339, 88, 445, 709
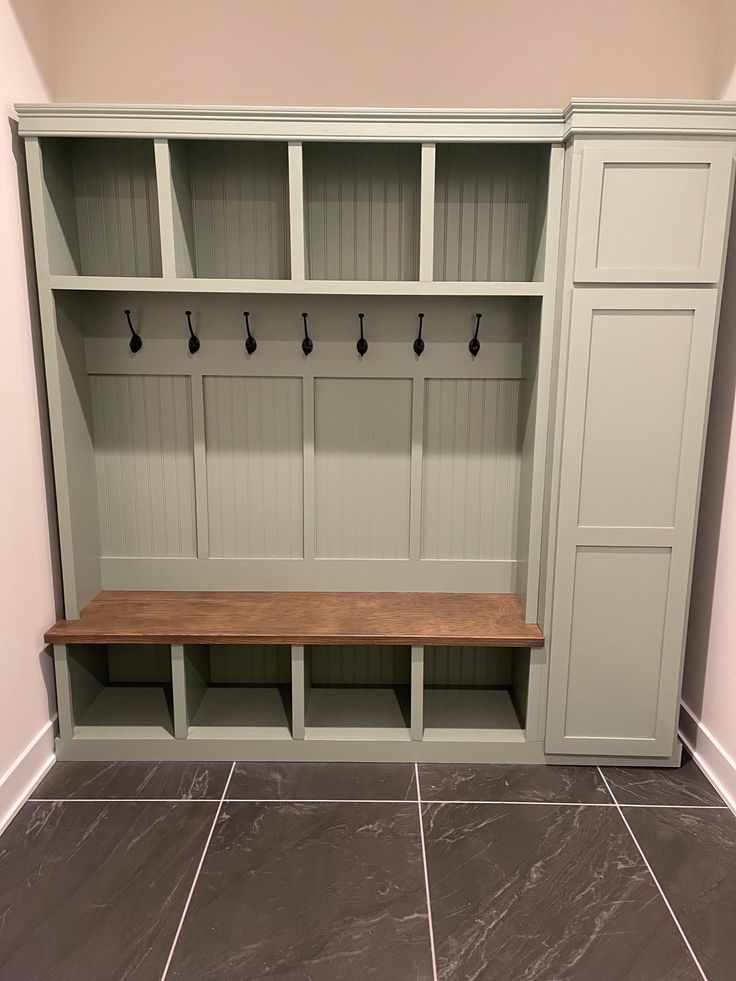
66, 644, 174, 739
304, 646, 412, 741
422, 647, 528, 742
182, 644, 293, 739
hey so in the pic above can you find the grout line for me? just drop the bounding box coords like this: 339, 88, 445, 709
415, 764, 439, 981
25, 796, 730, 808
160, 761, 235, 981
597, 767, 709, 981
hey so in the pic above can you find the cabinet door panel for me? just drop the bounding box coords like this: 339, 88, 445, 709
574, 146, 733, 283
546, 289, 718, 757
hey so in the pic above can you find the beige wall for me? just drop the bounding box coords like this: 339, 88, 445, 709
0, 0, 58, 830
36, 0, 720, 107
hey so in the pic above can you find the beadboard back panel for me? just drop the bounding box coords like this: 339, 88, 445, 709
90, 374, 196, 558
65, 292, 538, 594
42, 138, 162, 278
107, 644, 173, 684
204, 376, 304, 558
425, 647, 513, 687
433, 144, 548, 282
421, 378, 522, 560
170, 141, 290, 279
208, 645, 292, 684
314, 377, 413, 559
308, 646, 411, 685
304, 143, 420, 280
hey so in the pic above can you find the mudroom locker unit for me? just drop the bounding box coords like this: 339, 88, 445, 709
16, 100, 736, 765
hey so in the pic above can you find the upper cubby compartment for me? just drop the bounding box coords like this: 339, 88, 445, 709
433, 144, 549, 282
303, 143, 420, 281
168, 140, 290, 279
41, 138, 162, 278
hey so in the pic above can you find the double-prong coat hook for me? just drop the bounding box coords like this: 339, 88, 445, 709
469, 313, 482, 357
243, 311, 256, 354
185, 310, 200, 354
357, 313, 368, 357
301, 312, 313, 356
413, 313, 425, 357
124, 309, 142, 354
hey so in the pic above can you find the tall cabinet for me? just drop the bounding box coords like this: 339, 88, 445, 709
16, 101, 736, 765
545, 127, 734, 762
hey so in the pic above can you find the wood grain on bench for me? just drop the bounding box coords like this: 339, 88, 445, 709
45, 591, 543, 647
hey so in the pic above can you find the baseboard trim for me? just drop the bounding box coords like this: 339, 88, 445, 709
679, 701, 736, 816
0, 717, 57, 837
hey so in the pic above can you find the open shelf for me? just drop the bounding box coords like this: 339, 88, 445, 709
41, 138, 161, 278
434, 144, 549, 283
48, 275, 545, 295
303, 143, 420, 281
168, 140, 290, 279
67, 643, 173, 739
304, 645, 412, 740
183, 644, 293, 739
421, 646, 528, 742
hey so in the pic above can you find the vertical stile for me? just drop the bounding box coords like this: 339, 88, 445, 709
153, 140, 178, 278
291, 644, 306, 739
410, 645, 425, 741
190, 374, 210, 559
419, 143, 437, 282
409, 377, 425, 560
288, 142, 306, 280
302, 376, 316, 560
171, 643, 189, 738
53, 645, 75, 740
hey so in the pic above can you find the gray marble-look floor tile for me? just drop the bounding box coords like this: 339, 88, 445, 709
625, 806, 736, 981
227, 761, 417, 800
422, 802, 701, 981
167, 801, 432, 980
31, 760, 232, 800
418, 762, 611, 803
603, 752, 725, 806
0, 800, 216, 981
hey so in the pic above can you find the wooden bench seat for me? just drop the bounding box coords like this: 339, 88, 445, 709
45, 590, 544, 647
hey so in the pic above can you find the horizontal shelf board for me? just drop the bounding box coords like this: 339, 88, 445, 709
422, 688, 524, 742
75, 686, 174, 738
47, 590, 544, 647
189, 686, 291, 737
305, 687, 411, 741
49, 275, 545, 296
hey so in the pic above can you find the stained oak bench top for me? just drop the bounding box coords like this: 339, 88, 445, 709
45, 591, 544, 647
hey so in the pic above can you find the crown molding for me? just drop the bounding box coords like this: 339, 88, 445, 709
14, 100, 736, 142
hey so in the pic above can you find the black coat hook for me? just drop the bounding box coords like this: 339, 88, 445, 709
301, 312, 313, 356
357, 313, 368, 357
243, 311, 256, 354
124, 309, 142, 353
185, 310, 200, 354
469, 313, 482, 357
413, 313, 425, 357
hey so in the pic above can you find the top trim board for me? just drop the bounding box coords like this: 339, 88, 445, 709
14, 100, 736, 141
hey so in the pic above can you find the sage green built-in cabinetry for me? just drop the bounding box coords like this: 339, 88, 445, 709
17, 102, 736, 764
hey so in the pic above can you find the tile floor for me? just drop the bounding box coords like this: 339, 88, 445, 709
0, 754, 734, 980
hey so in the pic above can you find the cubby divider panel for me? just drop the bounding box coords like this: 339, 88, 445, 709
181, 644, 293, 739
67, 643, 174, 738
304, 645, 412, 740
422, 646, 527, 742
41, 138, 162, 277
168, 140, 290, 279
